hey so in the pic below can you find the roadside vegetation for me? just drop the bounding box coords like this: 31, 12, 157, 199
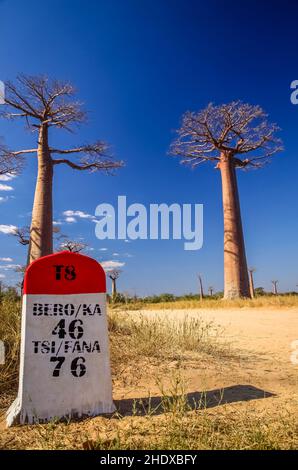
0, 294, 297, 450
109, 292, 298, 310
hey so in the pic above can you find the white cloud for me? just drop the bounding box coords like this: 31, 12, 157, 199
0, 197, 9, 203
63, 210, 94, 220
0, 257, 13, 262
0, 174, 16, 182
0, 224, 17, 235
0, 274, 5, 279
100, 260, 125, 271
65, 217, 77, 223
112, 252, 119, 256
0, 184, 13, 191
53, 220, 62, 226
0, 264, 22, 270
99, 248, 108, 251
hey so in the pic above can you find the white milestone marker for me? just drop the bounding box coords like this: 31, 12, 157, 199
6, 251, 115, 426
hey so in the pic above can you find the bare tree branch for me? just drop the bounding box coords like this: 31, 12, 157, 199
58, 239, 88, 253
52, 158, 124, 172
1, 75, 124, 174
0, 143, 25, 175
2, 75, 86, 129
170, 101, 283, 169
13, 225, 62, 246
12, 226, 30, 246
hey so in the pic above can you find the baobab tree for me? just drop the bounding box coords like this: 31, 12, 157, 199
0, 75, 123, 264
58, 239, 87, 253
12, 225, 63, 265
108, 270, 121, 301
271, 280, 278, 295
248, 267, 256, 298
171, 101, 282, 299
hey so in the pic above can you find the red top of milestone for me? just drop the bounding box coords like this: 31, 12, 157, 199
23, 251, 106, 295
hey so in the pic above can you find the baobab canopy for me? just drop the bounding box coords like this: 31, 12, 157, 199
170, 101, 283, 169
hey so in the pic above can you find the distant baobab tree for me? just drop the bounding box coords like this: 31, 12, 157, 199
208, 286, 214, 297
0, 75, 124, 264
271, 280, 278, 295
248, 268, 256, 298
12, 224, 63, 265
108, 270, 122, 301
171, 101, 282, 299
197, 274, 204, 300
58, 239, 87, 253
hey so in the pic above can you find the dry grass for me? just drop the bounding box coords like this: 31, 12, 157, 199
109, 311, 229, 363
116, 295, 298, 311
1, 374, 297, 450
0, 303, 228, 399
0, 299, 21, 395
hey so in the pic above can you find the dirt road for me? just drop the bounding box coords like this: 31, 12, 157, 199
123, 307, 298, 410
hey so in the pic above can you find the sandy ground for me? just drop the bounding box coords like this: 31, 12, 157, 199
138, 307, 298, 363
116, 307, 298, 412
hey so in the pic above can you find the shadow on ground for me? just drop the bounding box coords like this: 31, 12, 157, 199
114, 384, 276, 416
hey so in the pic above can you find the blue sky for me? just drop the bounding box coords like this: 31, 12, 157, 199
0, 0, 298, 295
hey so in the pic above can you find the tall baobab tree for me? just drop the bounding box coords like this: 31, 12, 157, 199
248, 267, 256, 298
197, 273, 204, 300
108, 270, 121, 301
0, 75, 123, 264
171, 101, 282, 299
271, 280, 278, 295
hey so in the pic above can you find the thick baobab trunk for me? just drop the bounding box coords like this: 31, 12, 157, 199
29, 124, 53, 263
111, 278, 117, 301
219, 152, 250, 299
